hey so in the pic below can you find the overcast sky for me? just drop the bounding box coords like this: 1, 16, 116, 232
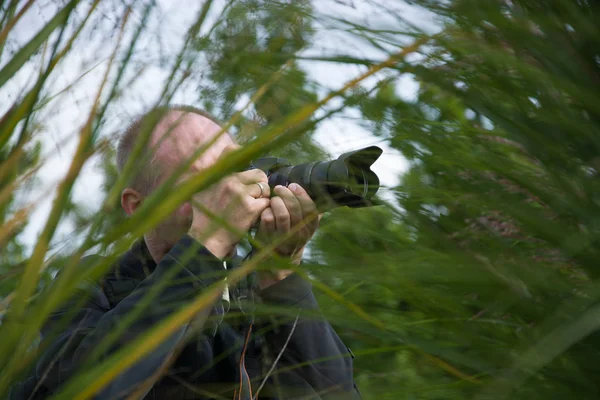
2, 0, 438, 253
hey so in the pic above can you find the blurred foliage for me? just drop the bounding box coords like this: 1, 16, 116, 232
0, 0, 599, 399
196, 0, 326, 162
312, 0, 600, 398
0, 137, 41, 296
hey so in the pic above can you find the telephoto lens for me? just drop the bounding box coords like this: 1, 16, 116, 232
249, 146, 383, 211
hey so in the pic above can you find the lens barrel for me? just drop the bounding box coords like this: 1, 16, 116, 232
250, 146, 382, 210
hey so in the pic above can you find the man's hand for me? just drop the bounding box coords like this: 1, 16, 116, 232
255, 183, 320, 288
188, 145, 271, 259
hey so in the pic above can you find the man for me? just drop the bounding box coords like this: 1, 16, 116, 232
11, 106, 360, 399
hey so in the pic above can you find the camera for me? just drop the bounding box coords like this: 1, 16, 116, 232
248, 146, 383, 211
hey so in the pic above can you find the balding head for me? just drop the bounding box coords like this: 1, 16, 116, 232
117, 106, 236, 195
118, 106, 238, 258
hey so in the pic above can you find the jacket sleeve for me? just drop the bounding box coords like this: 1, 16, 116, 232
258, 273, 361, 400
10, 234, 225, 400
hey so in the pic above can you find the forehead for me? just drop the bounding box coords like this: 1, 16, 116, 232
150, 111, 235, 172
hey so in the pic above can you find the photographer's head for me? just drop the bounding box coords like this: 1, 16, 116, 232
117, 106, 239, 259
117, 105, 319, 269
117, 106, 234, 193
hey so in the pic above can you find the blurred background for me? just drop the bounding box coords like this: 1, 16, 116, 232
1, 0, 600, 398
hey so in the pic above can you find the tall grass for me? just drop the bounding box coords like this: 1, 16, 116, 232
1, 0, 599, 399
0, 1, 425, 398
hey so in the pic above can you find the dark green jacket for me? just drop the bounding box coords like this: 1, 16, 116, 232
10, 235, 360, 399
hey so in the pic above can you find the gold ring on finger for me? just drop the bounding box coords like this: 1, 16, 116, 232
256, 182, 265, 198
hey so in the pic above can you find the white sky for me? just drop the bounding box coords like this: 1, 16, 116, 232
2, 0, 438, 253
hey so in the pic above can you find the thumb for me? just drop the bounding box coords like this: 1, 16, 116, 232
252, 198, 271, 214
249, 198, 271, 223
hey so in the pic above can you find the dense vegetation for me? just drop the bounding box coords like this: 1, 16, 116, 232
1, 0, 599, 398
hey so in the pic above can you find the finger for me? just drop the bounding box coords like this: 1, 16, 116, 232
288, 183, 318, 223
270, 196, 290, 233
237, 169, 268, 185
250, 197, 271, 216
259, 207, 276, 233
217, 143, 241, 160
273, 185, 302, 227
245, 181, 271, 199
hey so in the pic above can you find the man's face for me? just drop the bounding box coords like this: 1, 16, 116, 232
146, 111, 237, 243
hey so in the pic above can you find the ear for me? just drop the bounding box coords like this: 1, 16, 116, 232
121, 188, 143, 216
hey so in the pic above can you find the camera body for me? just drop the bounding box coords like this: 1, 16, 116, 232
248, 146, 383, 211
